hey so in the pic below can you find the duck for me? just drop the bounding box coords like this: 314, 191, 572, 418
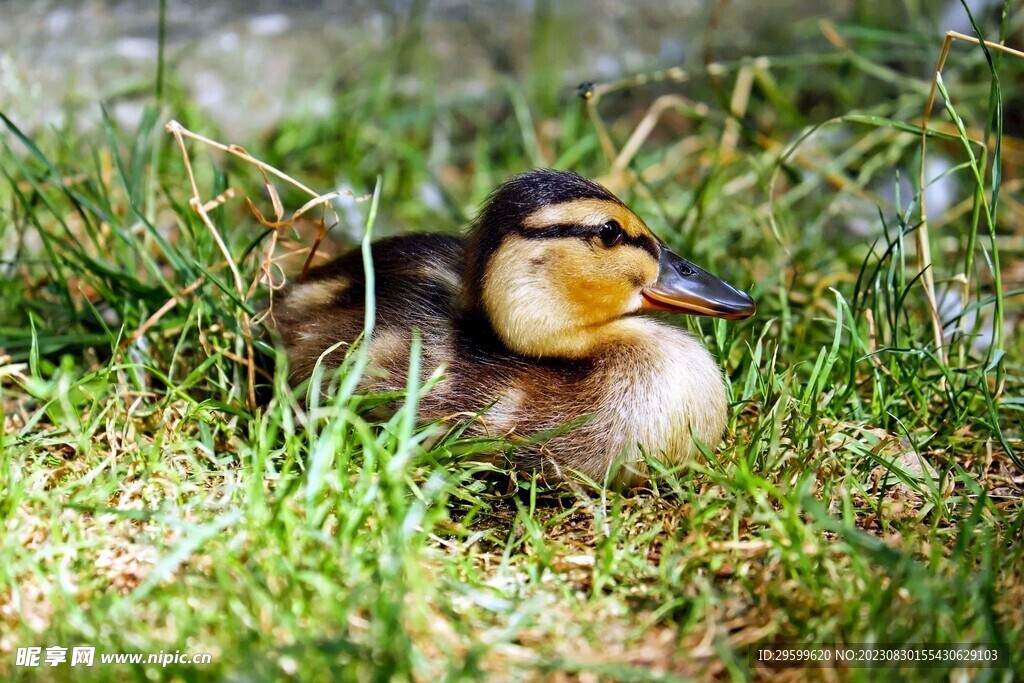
267, 169, 755, 486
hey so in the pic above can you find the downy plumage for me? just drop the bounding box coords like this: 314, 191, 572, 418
268, 170, 754, 485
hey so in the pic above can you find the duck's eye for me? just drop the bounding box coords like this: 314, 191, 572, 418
598, 220, 624, 247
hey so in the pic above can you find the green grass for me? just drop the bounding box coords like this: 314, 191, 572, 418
2, 2, 1023, 681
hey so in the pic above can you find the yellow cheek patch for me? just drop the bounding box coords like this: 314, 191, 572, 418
546, 241, 659, 323
484, 223, 663, 329
481, 232, 663, 357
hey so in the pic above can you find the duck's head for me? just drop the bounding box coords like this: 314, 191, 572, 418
464, 169, 755, 358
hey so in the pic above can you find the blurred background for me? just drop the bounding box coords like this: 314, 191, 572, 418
0, 1, 1010, 139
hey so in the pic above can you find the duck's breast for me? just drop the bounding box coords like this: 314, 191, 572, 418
586, 318, 729, 480
442, 317, 729, 484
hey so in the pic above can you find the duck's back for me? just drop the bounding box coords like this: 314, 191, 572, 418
272, 234, 465, 383
272, 234, 596, 456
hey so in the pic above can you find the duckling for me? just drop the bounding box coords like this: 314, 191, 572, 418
269, 170, 754, 485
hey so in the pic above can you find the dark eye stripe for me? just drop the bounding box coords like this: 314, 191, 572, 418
513, 224, 659, 259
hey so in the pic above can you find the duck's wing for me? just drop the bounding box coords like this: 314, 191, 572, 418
268, 233, 465, 382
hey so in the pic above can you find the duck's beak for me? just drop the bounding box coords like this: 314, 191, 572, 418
641, 246, 755, 320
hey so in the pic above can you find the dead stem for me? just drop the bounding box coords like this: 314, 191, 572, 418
164, 120, 370, 408
919, 32, 1024, 366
